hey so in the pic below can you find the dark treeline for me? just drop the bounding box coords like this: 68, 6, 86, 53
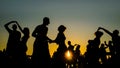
0, 17, 120, 68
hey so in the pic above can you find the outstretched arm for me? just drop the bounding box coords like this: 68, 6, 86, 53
98, 27, 112, 36
4, 21, 17, 32
15, 22, 23, 33
47, 37, 53, 43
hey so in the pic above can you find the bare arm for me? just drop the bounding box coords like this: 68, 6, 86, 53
98, 27, 112, 36
104, 41, 109, 48
15, 22, 23, 33
4, 21, 16, 32
104, 41, 108, 46
47, 37, 53, 43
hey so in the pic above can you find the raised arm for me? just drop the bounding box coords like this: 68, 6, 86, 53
4, 21, 16, 32
104, 41, 108, 46
104, 41, 109, 48
15, 22, 23, 33
98, 27, 112, 36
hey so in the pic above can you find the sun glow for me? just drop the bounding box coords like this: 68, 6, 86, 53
65, 50, 73, 60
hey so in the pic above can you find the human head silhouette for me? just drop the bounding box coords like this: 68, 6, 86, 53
68, 41, 71, 45
58, 25, 66, 32
43, 17, 50, 26
101, 44, 104, 48
76, 45, 80, 50
94, 31, 103, 37
12, 24, 17, 30
23, 27, 30, 35
113, 30, 119, 36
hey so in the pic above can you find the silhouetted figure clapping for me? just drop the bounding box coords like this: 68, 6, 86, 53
31, 17, 52, 67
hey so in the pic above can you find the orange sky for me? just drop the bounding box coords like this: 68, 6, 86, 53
0, 0, 120, 57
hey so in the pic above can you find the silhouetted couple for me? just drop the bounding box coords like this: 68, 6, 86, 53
31, 17, 67, 68
4, 21, 30, 65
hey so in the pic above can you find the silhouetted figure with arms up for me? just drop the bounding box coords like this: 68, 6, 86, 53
104, 41, 115, 63
31, 17, 52, 67
67, 41, 76, 52
66, 41, 76, 67
92, 31, 103, 66
4, 21, 21, 62
98, 27, 120, 65
84, 30, 103, 68
16, 22, 30, 65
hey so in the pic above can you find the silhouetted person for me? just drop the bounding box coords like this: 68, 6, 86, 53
31, 17, 52, 67
99, 43, 108, 64
98, 27, 120, 53
16, 22, 30, 65
84, 40, 94, 64
67, 41, 76, 51
74, 44, 82, 68
98, 27, 120, 65
67, 41, 77, 67
93, 31, 103, 48
4, 21, 21, 61
54, 25, 67, 52
104, 41, 115, 61
52, 25, 67, 68
84, 30, 103, 68
93, 31, 103, 65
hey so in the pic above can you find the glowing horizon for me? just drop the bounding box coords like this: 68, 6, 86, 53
0, 0, 120, 57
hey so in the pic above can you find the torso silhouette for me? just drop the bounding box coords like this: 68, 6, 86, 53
5, 26, 21, 56
31, 23, 51, 67
55, 32, 67, 51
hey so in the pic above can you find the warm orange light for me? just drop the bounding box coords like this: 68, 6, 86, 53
65, 50, 73, 60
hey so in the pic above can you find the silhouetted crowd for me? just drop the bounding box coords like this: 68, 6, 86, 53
0, 17, 120, 68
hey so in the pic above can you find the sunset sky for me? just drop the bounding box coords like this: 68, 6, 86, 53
0, 0, 120, 57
